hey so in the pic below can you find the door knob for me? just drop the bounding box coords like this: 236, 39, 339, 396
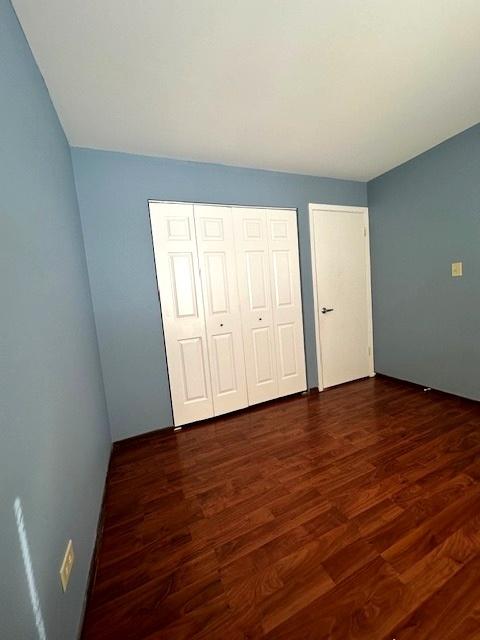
321, 307, 334, 314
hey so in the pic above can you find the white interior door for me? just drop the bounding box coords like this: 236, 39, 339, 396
233, 208, 278, 405
194, 205, 248, 416
267, 210, 307, 396
149, 202, 213, 426
311, 206, 374, 389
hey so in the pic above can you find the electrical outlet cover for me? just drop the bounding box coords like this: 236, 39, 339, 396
59, 540, 74, 591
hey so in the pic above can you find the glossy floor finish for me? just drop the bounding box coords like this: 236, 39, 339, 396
82, 376, 480, 639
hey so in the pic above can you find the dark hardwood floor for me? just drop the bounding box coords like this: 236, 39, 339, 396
82, 376, 480, 640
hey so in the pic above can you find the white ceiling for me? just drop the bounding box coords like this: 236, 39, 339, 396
13, 0, 480, 181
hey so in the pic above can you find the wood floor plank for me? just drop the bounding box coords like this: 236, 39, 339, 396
225, 539, 335, 636
262, 556, 411, 640
382, 483, 480, 573
81, 377, 480, 639
389, 554, 480, 639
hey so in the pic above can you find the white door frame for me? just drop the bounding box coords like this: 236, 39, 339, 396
309, 203, 375, 391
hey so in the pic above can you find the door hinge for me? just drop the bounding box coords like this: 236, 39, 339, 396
368, 346, 371, 355
364, 227, 367, 237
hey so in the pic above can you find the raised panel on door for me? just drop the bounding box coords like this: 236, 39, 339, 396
178, 337, 210, 402
194, 205, 248, 416
252, 327, 276, 385
169, 253, 198, 318
232, 208, 278, 405
149, 202, 213, 426
246, 252, 269, 311
211, 332, 237, 394
267, 210, 307, 396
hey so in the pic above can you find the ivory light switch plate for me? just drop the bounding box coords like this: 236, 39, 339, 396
451, 261, 463, 277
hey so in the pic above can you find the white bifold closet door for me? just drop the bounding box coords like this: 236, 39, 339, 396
233, 207, 307, 405
193, 205, 248, 416
267, 210, 307, 397
150, 201, 306, 426
233, 208, 279, 405
149, 202, 214, 425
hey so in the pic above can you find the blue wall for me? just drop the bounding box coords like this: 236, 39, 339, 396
368, 123, 480, 400
1, 2, 111, 639
72, 148, 367, 440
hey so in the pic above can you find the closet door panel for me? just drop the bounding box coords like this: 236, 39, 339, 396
194, 205, 248, 416
211, 333, 236, 394
169, 253, 198, 317
252, 327, 276, 384
233, 208, 278, 404
267, 210, 307, 395
277, 322, 297, 377
150, 202, 214, 426
178, 337, 210, 402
